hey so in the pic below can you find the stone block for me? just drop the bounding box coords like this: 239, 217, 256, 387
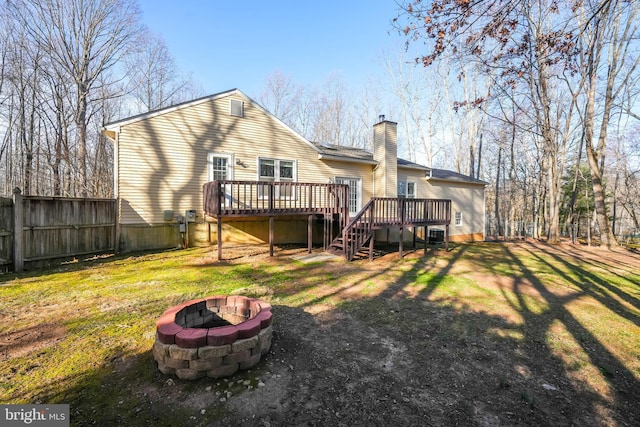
258, 325, 273, 340
228, 295, 250, 309
236, 317, 261, 339
175, 328, 208, 348
258, 301, 272, 312
169, 345, 199, 360
156, 322, 184, 345
207, 325, 238, 346
206, 295, 228, 308
249, 300, 261, 316
156, 312, 177, 328
239, 353, 261, 370
190, 357, 222, 371
231, 336, 259, 353
223, 350, 251, 365
198, 344, 231, 359
207, 363, 239, 378
221, 313, 247, 324
221, 305, 237, 314
157, 361, 176, 375
164, 357, 188, 369
255, 310, 273, 328
176, 368, 206, 380
260, 337, 272, 355
153, 341, 171, 361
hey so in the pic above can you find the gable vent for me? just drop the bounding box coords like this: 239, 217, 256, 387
230, 99, 244, 117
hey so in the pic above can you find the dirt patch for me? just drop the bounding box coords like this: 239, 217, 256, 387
0, 324, 66, 361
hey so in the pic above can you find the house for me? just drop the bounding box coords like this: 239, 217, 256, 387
103, 89, 486, 256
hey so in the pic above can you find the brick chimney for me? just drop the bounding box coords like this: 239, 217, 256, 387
373, 116, 398, 197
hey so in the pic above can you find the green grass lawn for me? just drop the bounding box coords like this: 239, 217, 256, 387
1, 242, 639, 426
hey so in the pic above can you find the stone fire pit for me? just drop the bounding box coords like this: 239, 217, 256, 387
153, 295, 273, 380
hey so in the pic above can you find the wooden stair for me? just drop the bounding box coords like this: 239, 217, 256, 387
327, 197, 452, 261
328, 202, 375, 261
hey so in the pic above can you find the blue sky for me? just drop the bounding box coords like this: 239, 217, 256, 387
137, 1, 407, 97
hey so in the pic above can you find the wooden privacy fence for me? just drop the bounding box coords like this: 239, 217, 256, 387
0, 188, 117, 272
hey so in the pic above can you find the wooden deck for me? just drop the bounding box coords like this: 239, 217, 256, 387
203, 181, 451, 260
203, 181, 349, 259
203, 180, 349, 217
329, 197, 451, 261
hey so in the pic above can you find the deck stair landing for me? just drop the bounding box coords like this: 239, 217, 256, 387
328, 197, 451, 261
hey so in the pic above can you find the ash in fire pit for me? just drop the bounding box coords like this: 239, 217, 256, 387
153, 295, 273, 380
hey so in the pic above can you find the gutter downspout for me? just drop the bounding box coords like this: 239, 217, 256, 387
372, 164, 379, 198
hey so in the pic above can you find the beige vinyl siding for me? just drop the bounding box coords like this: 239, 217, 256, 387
116, 93, 372, 224
323, 160, 373, 202
426, 180, 485, 239
373, 121, 398, 197
398, 168, 428, 198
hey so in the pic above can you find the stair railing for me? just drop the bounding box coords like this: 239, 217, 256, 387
340, 199, 376, 261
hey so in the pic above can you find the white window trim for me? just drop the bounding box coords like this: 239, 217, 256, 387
398, 180, 416, 198
455, 211, 463, 227
257, 157, 297, 199
335, 176, 362, 215
207, 153, 234, 181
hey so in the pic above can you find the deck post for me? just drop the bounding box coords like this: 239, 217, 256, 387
424, 226, 428, 256
369, 233, 374, 261
323, 214, 328, 250
217, 216, 222, 261
269, 216, 274, 257
412, 226, 417, 248
308, 214, 313, 253
399, 227, 404, 258
445, 223, 450, 251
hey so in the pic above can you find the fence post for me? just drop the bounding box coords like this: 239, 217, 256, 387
13, 187, 24, 272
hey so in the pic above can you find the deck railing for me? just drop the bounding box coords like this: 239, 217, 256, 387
204, 181, 451, 261
337, 197, 451, 260
369, 197, 451, 227
203, 180, 350, 217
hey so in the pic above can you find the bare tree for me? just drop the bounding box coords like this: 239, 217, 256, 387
573, 0, 640, 248
126, 32, 202, 114
16, 0, 142, 196
381, 46, 443, 164
258, 70, 302, 128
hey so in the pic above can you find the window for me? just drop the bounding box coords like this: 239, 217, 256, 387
258, 158, 295, 198
230, 99, 243, 117
455, 211, 463, 226
335, 177, 362, 215
208, 153, 233, 181
208, 153, 234, 207
398, 181, 416, 198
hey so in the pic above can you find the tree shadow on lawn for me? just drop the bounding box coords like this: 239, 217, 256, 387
469, 242, 640, 426
20, 302, 551, 427
10, 242, 639, 426
548, 244, 640, 318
